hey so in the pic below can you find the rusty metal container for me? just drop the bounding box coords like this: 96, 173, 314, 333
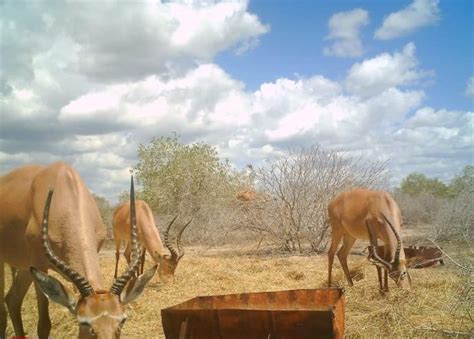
375, 245, 444, 268
404, 246, 444, 268
161, 288, 345, 339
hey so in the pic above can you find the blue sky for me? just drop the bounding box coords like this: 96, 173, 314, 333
0, 0, 472, 201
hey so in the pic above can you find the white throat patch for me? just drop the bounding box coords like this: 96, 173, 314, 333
78, 312, 127, 324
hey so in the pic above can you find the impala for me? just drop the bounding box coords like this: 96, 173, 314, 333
327, 188, 411, 292
235, 189, 257, 202
113, 200, 191, 283
0, 162, 155, 338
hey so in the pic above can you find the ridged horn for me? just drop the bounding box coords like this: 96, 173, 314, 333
110, 176, 141, 295
41, 189, 94, 297
365, 220, 392, 270
163, 216, 179, 260
381, 214, 402, 265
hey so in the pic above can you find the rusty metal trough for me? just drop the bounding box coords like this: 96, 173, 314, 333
375, 245, 444, 268
404, 245, 444, 268
161, 288, 345, 339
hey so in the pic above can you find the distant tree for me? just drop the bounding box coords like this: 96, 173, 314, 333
93, 194, 114, 238
117, 189, 143, 204
133, 135, 240, 236
399, 172, 451, 198
431, 166, 474, 242
449, 165, 474, 196
396, 167, 473, 241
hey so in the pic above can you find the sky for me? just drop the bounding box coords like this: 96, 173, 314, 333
1, 0, 473, 202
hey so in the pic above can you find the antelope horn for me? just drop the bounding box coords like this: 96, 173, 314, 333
177, 219, 192, 260
41, 189, 94, 297
164, 216, 179, 260
365, 220, 392, 270
381, 214, 402, 266
110, 176, 141, 295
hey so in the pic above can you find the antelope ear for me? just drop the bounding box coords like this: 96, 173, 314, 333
121, 265, 158, 305
30, 267, 77, 314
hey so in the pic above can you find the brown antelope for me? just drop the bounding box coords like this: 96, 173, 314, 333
327, 188, 411, 292
0, 162, 155, 338
113, 200, 191, 284
235, 189, 258, 202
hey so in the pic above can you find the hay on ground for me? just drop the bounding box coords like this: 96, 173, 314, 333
3, 245, 473, 338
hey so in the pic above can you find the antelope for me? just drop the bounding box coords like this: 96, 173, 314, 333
327, 188, 411, 292
235, 189, 257, 202
113, 200, 191, 284
0, 162, 155, 338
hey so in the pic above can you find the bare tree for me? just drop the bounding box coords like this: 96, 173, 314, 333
240, 145, 389, 253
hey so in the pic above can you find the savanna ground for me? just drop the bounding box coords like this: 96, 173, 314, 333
4, 224, 473, 338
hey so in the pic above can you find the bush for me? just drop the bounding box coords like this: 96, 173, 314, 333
133, 135, 248, 245
399, 172, 451, 198
93, 194, 114, 239
431, 192, 473, 242
396, 166, 474, 243
394, 192, 442, 225
449, 165, 473, 196
239, 145, 389, 253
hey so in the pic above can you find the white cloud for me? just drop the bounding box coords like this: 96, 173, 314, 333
375, 0, 440, 40
65, 134, 130, 155
71, 0, 268, 82
324, 8, 369, 57
1, 0, 268, 89
375, 105, 472, 185
465, 76, 474, 97
58, 64, 247, 133
54, 63, 428, 167
345, 43, 433, 97
169, 1, 269, 58
393, 107, 473, 171
360, 88, 425, 126
2, 58, 471, 200
0, 0, 269, 202
406, 107, 467, 128
61, 87, 125, 118
1, 2, 470, 203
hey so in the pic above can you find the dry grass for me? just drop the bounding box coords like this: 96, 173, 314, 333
4, 244, 473, 338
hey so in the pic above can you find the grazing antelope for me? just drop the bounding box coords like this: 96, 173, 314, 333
327, 189, 411, 292
113, 200, 191, 284
0, 162, 155, 338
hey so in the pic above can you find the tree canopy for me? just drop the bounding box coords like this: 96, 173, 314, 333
399, 166, 473, 198
133, 135, 237, 216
